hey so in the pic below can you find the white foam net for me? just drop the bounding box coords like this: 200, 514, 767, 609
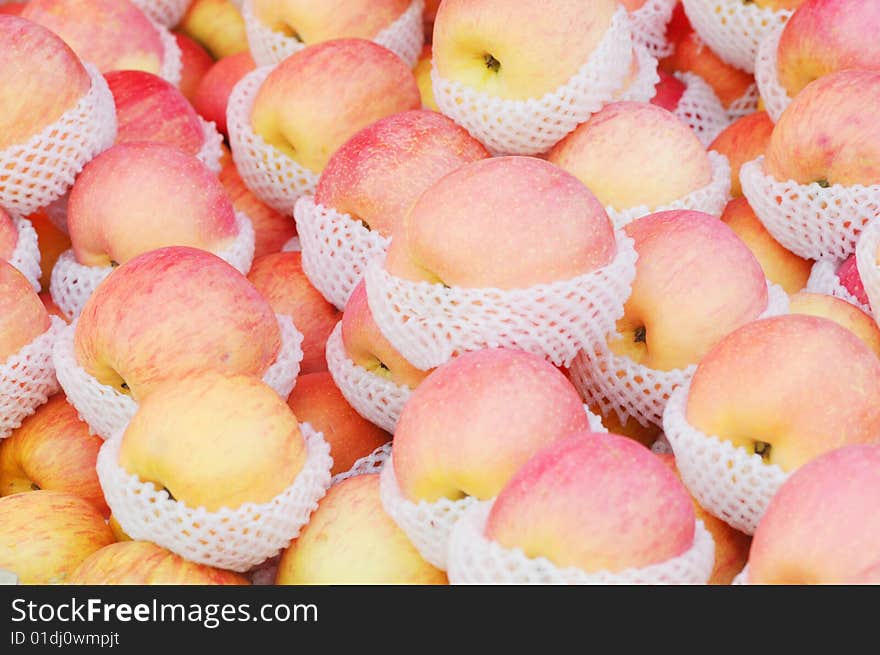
447, 500, 715, 584
731, 566, 749, 585
196, 117, 224, 174
806, 259, 870, 314
741, 156, 880, 261
50, 211, 256, 321
45, 195, 70, 235
681, 0, 793, 74
629, 0, 678, 59
8, 217, 41, 293
727, 83, 760, 122
227, 66, 320, 216
616, 46, 660, 103
753, 22, 789, 123
430, 7, 634, 156
365, 232, 638, 372
131, 0, 190, 28
54, 313, 303, 439
294, 196, 391, 311
662, 381, 790, 535
0, 65, 117, 218
855, 218, 880, 316
604, 150, 730, 230
674, 72, 732, 147
325, 322, 410, 434
330, 441, 393, 487
570, 282, 788, 429
98, 422, 333, 572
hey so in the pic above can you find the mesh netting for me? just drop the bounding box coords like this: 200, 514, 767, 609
8, 216, 41, 293
753, 22, 789, 123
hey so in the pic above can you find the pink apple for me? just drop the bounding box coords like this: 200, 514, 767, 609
0, 260, 50, 361
192, 51, 255, 138
709, 111, 774, 198
837, 255, 870, 308
28, 209, 72, 293
788, 292, 880, 358
0, 208, 16, 261
650, 70, 687, 112
173, 32, 214, 103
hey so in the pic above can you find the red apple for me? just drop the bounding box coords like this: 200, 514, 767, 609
192, 51, 255, 138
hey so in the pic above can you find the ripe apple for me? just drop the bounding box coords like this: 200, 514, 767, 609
788, 292, 880, 358
749, 444, 880, 584
0, 15, 91, 150
69, 541, 249, 585
587, 402, 661, 447
192, 52, 255, 138
0, 260, 50, 361
413, 45, 438, 110
709, 111, 774, 197
286, 372, 389, 476
74, 246, 281, 400
720, 198, 811, 294
277, 474, 446, 584
22, 0, 166, 75
485, 433, 695, 573
664, 2, 692, 49
650, 70, 687, 111
246, 251, 340, 375
0, 2, 25, 16
0, 208, 15, 261
686, 314, 880, 472
764, 70, 880, 186
384, 156, 615, 289
179, 0, 248, 59
315, 110, 489, 238
393, 348, 590, 503
250, 39, 420, 174
609, 210, 768, 371
0, 394, 107, 516
27, 210, 72, 293
432, 0, 618, 100
0, 490, 115, 584
547, 102, 714, 212
118, 372, 306, 512
67, 142, 239, 267
40, 292, 69, 323
173, 32, 214, 103
837, 255, 870, 308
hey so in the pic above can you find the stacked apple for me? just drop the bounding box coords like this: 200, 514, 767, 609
3, 0, 880, 587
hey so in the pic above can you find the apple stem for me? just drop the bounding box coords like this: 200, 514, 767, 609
634, 326, 647, 343
816, 179, 830, 188
754, 441, 772, 461
483, 53, 501, 73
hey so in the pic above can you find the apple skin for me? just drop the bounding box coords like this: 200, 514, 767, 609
765, 70, 880, 186
485, 433, 695, 573
0, 3, 26, 16
585, 402, 661, 448
650, 70, 687, 112
67, 142, 238, 267
788, 292, 880, 358
286, 372, 390, 476
0, 394, 108, 516
74, 246, 281, 400
777, 0, 880, 98
251, 39, 421, 174
656, 453, 751, 585
547, 102, 714, 211
0, 260, 50, 361
609, 210, 768, 372
22, 0, 165, 75
836, 255, 870, 308
393, 348, 590, 503
0, 207, 15, 261
0, 490, 115, 584
709, 111, 774, 198
0, 15, 92, 150
68, 541, 250, 585
341, 280, 429, 389
414, 45, 438, 110
749, 444, 880, 584
246, 251, 341, 375
277, 474, 447, 585
173, 32, 215, 103
315, 109, 489, 237
385, 156, 616, 289
118, 372, 307, 513
40, 292, 69, 323
253, 0, 411, 44
105, 70, 205, 156
27, 209, 72, 293
720, 198, 811, 295
686, 314, 880, 472
752, 0, 806, 8
192, 52, 255, 138
432, 0, 617, 100
179, 0, 248, 59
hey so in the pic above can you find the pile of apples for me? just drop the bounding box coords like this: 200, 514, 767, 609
0, 0, 879, 586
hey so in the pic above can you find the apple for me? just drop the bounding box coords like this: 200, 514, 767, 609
286, 373, 390, 476
22, 0, 167, 76
709, 111, 774, 197
750, 1, 806, 8
587, 403, 660, 448
119, 372, 306, 512
0, 2, 25, 16
0, 260, 50, 361
424, 0, 441, 40
250, 39, 420, 174
0, 394, 107, 516
0, 208, 15, 261
393, 348, 590, 503
749, 444, 880, 584
485, 433, 695, 573
27, 210, 72, 293
315, 109, 489, 238
173, 32, 215, 103
837, 255, 871, 308
664, 1, 692, 49
776, 0, 880, 98
764, 70, 880, 186
246, 251, 340, 375
68, 541, 250, 585
179, 0, 248, 59
608, 210, 768, 372
40, 292, 69, 323
0, 15, 92, 150
192, 52, 255, 138
547, 102, 714, 212
720, 198, 812, 294
0, 490, 115, 584
414, 45, 438, 110
74, 246, 281, 400
788, 292, 880, 358
432, 0, 618, 100
342, 281, 429, 389
277, 474, 446, 584
67, 142, 239, 267
650, 70, 687, 111
105, 70, 205, 156
686, 314, 880, 472
384, 156, 615, 289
